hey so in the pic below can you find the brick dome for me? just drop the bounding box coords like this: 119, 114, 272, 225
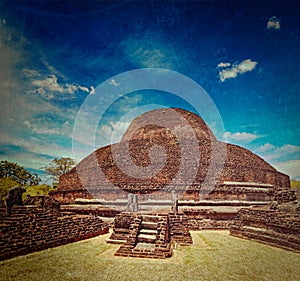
54, 108, 290, 202
121, 108, 217, 143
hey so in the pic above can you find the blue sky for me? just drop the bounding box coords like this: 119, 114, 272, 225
0, 1, 300, 182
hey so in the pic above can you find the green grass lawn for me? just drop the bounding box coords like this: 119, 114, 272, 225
291, 180, 300, 190
1, 230, 299, 281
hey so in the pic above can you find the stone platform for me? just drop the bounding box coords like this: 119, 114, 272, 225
108, 212, 192, 259
230, 206, 300, 253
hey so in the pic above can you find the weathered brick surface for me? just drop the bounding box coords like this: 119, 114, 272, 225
273, 187, 297, 204
110, 212, 135, 241
110, 212, 191, 258
53, 108, 290, 204
0, 206, 108, 261
183, 209, 236, 230
60, 204, 120, 217
114, 214, 174, 259
168, 212, 193, 245
230, 207, 300, 252
24, 195, 61, 216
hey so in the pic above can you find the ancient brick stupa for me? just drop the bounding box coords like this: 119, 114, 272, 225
51, 108, 292, 212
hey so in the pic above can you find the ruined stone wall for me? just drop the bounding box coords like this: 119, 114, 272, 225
168, 212, 193, 245
0, 206, 108, 261
230, 207, 300, 252
110, 212, 135, 241
183, 210, 236, 230
273, 187, 297, 204
50, 188, 93, 204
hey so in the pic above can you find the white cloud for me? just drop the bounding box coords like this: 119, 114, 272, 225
41, 57, 67, 79
76, 85, 90, 93
222, 131, 261, 143
27, 118, 72, 137
262, 144, 300, 161
219, 68, 239, 81
96, 120, 131, 147
267, 16, 280, 30
31, 75, 93, 97
0, 133, 73, 170
0, 21, 78, 172
23, 120, 32, 128
273, 144, 300, 156
65, 84, 90, 94
272, 159, 300, 180
121, 33, 177, 69
109, 79, 120, 87
32, 75, 65, 93
217, 62, 231, 68
236, 59, 257, 73
218, 59, 257, 82
256, 143, 275, 152
23, 69, 40, 77
255, 143, 300, 179
90, 86, 95, 95
33, 127, 65, 136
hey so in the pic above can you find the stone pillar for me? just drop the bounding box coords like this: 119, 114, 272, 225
127, 193, 134, 212
171, 190, 178, 212
133, 194, 138, 212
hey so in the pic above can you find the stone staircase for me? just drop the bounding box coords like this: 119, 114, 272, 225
138, 215, 158, 238
114, 214, 172, 258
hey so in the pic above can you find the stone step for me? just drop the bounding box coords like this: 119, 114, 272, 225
138, 233, 156, 243
142, 215, 161, 223
134, 242, 155, 250
127, 251, 167, 259
113, 228, 129, 234
141, 221, 158, 230
140, 229, 157, 235
106, 239, 126, 244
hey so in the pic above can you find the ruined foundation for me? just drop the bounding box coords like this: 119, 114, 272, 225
34, 109, 300, 257
108, 212, 192, 258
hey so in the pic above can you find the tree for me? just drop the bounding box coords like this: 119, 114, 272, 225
0, 177, 20, 206
43, 157, 76, 184
0, 161, 41, 206
0, 160, 41, 186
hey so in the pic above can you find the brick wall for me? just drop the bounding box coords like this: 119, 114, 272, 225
168, 212, 193, 245
183, 210, 236, 230
230, 207, 300, 252
0, 206, 109, 261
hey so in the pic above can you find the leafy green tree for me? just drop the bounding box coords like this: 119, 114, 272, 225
24, 184, 54, 197
0, 160, 41, 186
0, 177, 20, 206
43, 157, 76, 184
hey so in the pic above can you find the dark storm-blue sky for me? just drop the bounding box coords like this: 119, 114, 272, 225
0, 1, 300, 180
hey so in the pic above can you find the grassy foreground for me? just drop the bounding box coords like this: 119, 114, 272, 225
1, 230, 299, 281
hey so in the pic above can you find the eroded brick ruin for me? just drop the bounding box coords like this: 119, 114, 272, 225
53, 108, 290, 203
2, 108, 298, 260
107, 212, 192, 258
50, 108, 299, 256
0, 196, 108, 261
